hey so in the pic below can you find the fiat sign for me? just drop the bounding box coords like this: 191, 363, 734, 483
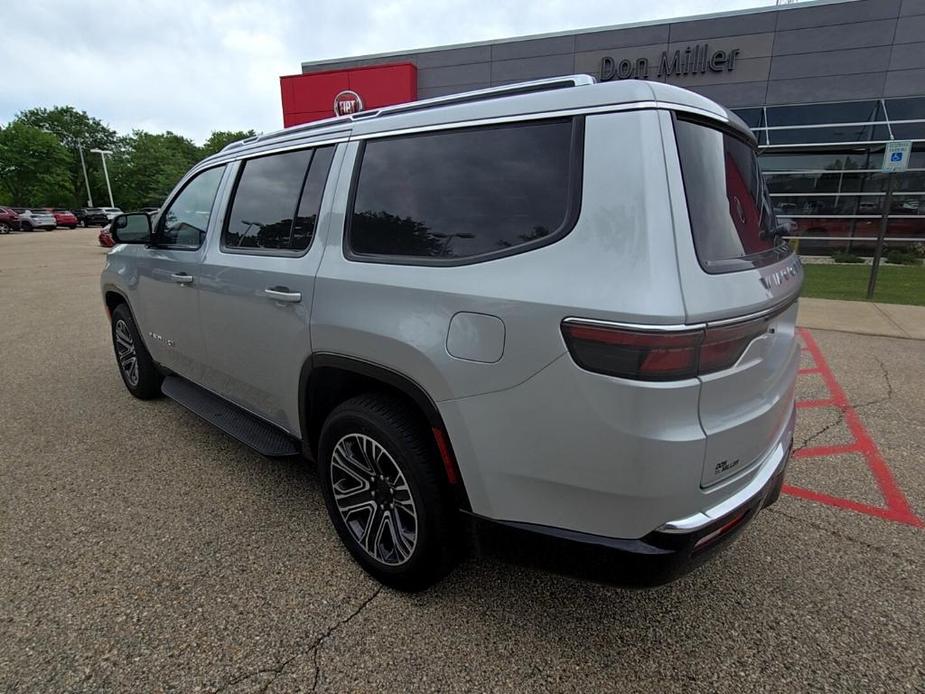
333, 90, 363, 116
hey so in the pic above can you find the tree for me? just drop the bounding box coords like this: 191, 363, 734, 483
200, 130, 256, 158
0, 122, 71, 206
110, 131, 201, 210
15, 106, 117, 208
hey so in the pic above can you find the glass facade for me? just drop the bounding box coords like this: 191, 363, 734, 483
733, 97, 925, 254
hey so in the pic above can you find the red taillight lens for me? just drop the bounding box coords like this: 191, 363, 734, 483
561, 317, 768, 381
561, 323, 703, 381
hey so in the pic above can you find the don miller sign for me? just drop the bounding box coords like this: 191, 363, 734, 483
600, 44, 741, 81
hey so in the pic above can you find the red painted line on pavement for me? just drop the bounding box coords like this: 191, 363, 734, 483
798, 367, 822, 375
796, 398, 836, 409
783, 485, 922, 526
789, 329, 923, 528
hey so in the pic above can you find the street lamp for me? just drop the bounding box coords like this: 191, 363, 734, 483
90, 148, 115, 208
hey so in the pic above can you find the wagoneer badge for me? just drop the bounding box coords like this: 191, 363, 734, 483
334, 90, 363, 117
760, 259, 801, 290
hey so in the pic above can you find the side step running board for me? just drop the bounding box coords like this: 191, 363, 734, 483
161, 375, 300, 457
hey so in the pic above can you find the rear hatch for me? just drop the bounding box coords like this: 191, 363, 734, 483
671, 113, 802, 487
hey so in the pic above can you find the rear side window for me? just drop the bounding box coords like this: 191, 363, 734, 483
347, 118, 582, 263
674, 116, 790, 273
223, 145, 335, 253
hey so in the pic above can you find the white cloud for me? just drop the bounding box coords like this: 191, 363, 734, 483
0, 0, 773, 143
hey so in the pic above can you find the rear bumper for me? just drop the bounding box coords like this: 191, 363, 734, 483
472, 406, 794, 587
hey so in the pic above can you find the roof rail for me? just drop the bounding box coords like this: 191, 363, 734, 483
246, 74, 596, 149
369, 74, 596, 119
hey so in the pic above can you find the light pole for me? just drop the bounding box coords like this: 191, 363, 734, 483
90, 148, 115, 207
77, 143, 93, 207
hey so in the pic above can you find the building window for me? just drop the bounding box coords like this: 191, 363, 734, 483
732, 98, 925, 255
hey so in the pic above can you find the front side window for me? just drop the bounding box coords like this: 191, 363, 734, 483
223, 145, 335, 253
675, 116, 789, 273
158, 166, 225, 248
348, 118, 581, 262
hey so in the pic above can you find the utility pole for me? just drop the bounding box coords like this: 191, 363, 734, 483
78, 143, 93, 207
90, 149, 115, 208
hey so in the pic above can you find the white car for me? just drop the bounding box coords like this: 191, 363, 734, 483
16, 208, 57, 231
103, 207, 124, 221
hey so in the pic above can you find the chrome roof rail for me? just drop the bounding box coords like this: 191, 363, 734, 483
368, 74, 596, 119
240, 74, 596, 149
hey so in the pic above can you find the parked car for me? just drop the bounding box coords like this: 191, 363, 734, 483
101, 76, 801, 591
98, 223, 114, 248
50, 208, 79, 228
102, 207, 123, 221
0, 206, 21, 233
15, 208, 57, 231
78, 208, 110, 227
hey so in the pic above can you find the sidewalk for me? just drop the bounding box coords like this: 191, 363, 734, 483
798, 297, 925, 340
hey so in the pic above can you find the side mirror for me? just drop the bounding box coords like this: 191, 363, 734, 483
111, 213, 151, 244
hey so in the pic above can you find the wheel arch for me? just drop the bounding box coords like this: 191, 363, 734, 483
301, 353, 470, 510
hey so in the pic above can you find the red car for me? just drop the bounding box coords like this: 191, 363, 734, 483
0, 206, 20, 233
98, 224, 114, 248
49, 208, 78, 228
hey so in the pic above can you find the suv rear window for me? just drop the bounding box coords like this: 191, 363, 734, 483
674, 116, 789, 273
347, 118, 582, 263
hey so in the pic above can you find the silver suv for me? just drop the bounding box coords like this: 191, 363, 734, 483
101, 76, 801, 590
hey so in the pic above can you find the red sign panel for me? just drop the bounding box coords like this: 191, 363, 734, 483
280, 62, 417, 127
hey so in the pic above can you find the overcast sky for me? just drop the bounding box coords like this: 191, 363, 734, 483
0, 0, 774, 143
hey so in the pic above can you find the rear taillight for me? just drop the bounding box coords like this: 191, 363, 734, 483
561, 317, 768, 381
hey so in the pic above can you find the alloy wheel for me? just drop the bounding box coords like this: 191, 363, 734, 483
114, 319, 139, 387
330, 433, 418, 566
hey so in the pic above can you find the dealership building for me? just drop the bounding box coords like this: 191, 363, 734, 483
281, 0, 925, 251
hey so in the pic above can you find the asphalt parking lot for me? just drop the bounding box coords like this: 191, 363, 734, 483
2, 229, 924, 693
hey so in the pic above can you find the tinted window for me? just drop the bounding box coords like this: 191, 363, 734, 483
223, 146, 334, 253
765, 101, 877, 127
349, 119, 579, 261
158, 166, 225, 247
224, 150, 310, 250
292, 146, 335, 251
675, 117, 788, 273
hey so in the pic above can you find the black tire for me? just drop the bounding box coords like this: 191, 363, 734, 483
0, 223, 9, 234
317, 394, 456, 591
110, 303, 163, 399
68, 225, 77, 229
22, 222, 32, 232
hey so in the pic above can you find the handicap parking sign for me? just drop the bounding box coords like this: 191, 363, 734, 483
882, 141, 912, 172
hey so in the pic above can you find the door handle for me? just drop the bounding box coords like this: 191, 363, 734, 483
264, 287, 302, 303
171, 272, 194, 285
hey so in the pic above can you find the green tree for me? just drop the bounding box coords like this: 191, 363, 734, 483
15, 106, 117, 208
200, 130, 256, 158
110, 131, 201, 210
0, 122, 71, 206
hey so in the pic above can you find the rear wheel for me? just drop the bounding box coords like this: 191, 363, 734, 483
0, 222, 10, 234
317, 394, 456, 591
110, 304, 162, 399
22, 221, 32, 232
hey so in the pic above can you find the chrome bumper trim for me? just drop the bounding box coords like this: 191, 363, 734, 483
657, 407, 795, 534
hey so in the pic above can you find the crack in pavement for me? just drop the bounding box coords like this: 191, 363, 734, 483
766, 505, 921, 571
210, 585, 383, 694
308, 585, 382, 693
793, 355, 895, 454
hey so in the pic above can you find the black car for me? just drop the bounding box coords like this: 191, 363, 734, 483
77, 208, 110, 227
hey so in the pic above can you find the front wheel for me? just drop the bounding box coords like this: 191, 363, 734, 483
318, 394, 456, 591
22, 222, 32, 232
110, 304, 162, 399
0, 222, 9, 234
